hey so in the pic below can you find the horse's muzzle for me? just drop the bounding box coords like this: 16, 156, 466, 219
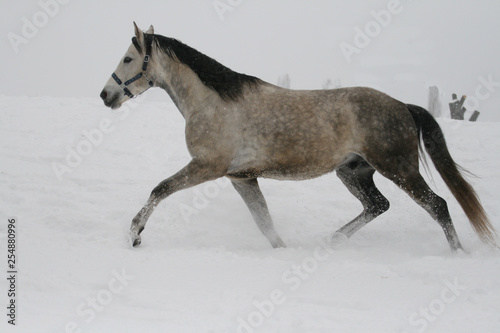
100, 89, 120, 109
100, 89, 108, 101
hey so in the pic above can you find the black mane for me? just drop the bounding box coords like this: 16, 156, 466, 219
144, 34, 262, 101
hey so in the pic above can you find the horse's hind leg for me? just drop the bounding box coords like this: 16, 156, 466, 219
230, 178, 286, 248
367, 152, 464, 251
334, 156, 390, 239
393, 173, 464, 251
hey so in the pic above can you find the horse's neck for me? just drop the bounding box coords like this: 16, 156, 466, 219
156, 53, 215, 118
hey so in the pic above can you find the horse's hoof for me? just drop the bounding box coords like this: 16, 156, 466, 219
130, 233, 141, 247
329, 232, 349, 247
453, 246, 469, 255
272, 238, 287, 248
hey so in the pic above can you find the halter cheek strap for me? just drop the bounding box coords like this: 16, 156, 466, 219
111, 54, 154, 98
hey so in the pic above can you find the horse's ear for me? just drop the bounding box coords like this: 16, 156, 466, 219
146, 25, 154, 34
133, 21, 144, 45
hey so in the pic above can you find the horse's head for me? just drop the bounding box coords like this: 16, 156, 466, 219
100, 22, 155, 109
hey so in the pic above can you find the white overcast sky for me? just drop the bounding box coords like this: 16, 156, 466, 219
1, 0, 500, 121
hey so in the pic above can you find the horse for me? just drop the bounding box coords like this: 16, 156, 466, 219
100, 23, 496, 251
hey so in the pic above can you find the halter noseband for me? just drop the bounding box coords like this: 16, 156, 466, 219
111, 53, 154, 99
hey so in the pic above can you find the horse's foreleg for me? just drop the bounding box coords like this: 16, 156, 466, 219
130, 160, 222, 247
231, 178, 286, 248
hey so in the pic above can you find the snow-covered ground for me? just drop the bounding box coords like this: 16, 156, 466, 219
1, 95, 499, 332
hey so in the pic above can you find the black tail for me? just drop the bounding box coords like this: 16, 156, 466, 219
407, 104, 497, 245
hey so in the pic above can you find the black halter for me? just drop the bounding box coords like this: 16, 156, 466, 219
111, 53, 154, 98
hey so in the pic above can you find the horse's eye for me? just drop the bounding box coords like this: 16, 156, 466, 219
124, 57, 133, 64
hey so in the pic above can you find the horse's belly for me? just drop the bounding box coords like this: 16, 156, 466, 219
228, 160, 340, 181
227, 146, 351, 180
260, 166, 337, 180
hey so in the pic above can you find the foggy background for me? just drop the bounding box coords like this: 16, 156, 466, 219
2, 0, 500, 121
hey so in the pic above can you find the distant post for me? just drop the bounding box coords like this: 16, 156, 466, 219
449, 93, 467, 120
277, 74, 290, 89
469, 110, 480, 122
427, 86, 442, 117
323, 78, 342, 90
448, 93, 480, 121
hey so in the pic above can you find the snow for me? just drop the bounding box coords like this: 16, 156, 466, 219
1, 95, 499, 333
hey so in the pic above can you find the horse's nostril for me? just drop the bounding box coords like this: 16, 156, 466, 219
100, 90, 108, 100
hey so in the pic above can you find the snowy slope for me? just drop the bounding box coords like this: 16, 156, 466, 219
0, 95, 499, 333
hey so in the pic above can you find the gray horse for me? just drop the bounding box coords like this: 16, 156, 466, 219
100, 23, 496, 251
